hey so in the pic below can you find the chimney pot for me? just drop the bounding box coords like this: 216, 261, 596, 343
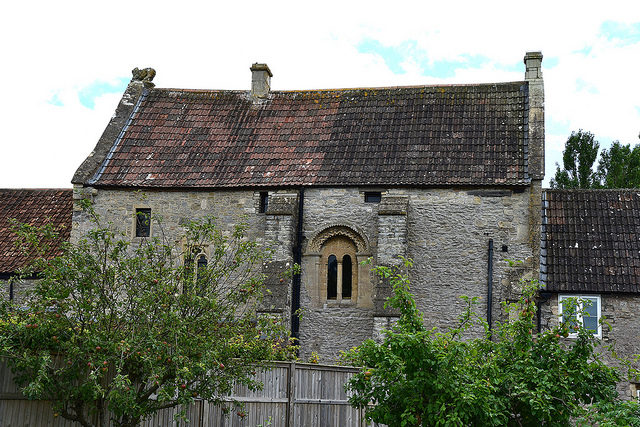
250, 63, 272, 99
524, 51, 543, 80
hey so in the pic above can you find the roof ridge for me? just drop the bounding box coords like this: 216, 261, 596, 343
153, 80, 528, 95
88, 89, 149, 185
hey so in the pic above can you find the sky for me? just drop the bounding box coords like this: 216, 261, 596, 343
1, 1, 639, 189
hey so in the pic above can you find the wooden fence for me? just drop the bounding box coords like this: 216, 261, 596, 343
0, 361, 382, 426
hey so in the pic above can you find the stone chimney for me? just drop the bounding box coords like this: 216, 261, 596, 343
524, 51, 544, 180
250, 63, 273, 99
524, 52, 543, 80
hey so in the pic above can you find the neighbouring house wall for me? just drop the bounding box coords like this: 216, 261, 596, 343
73, 182, 541, 363
540, 294, 640, 399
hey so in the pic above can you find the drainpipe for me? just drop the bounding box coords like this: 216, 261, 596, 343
291, 187, 304, 346
1, 273, 13, 301
487, 239, 494, 331
537, 292, 552, 333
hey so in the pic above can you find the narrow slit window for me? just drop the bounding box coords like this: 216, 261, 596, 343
259, 192, 269, 213
327, 255, 337, 299
364, 192, 382, 203
135, 208, 151, 237
342, 255, 352, 299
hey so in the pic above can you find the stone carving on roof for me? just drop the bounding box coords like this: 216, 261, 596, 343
131, 67, 156, 82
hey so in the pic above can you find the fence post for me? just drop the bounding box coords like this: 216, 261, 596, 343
286, 361, 296, 427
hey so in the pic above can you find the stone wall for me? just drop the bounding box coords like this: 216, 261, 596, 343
71, 187, 294, 324
74, 183, 541, 364
72, 186, 264, 244
540, 293, 640, 399
298, 185, 540, 362
0, 276, 38, 305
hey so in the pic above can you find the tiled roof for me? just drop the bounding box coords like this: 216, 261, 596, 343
0, 189, 72, 274
87, 82, 530, 188
541, 190, 640, 293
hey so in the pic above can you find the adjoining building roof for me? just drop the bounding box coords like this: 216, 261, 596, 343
0, 189, 72, 274
541, 189, 640, 293
83, 82, 530, 188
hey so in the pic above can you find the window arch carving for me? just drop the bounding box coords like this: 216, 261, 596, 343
306, 224, 370, 255
305, 224, 371, 306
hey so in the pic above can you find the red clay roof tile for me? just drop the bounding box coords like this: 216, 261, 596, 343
86, 82, 530, 188
0, 189, 72, 274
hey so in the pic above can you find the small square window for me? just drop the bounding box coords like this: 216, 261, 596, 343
135, 208, 151, 237
364, 192, 381, 203
259, 192, 269, 213
559, 295, 601, 338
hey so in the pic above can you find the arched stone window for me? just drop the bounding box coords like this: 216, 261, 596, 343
182, 246, 209, 294
302, 224, 373, 307
321, 237, 357, 302
305, 224, 371, 307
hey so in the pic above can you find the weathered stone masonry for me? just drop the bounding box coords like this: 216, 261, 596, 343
71, 188, 296, 326
71, 183, 540, 362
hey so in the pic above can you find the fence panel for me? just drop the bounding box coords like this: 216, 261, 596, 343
1, 361, 383, 426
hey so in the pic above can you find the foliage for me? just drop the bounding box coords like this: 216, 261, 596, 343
551, 130, 600, 189
551, 130, 640, 189
575, 399, 640, 426
343, 258, 624, 426
0, 205, 293, 427
597, 141, 640, 189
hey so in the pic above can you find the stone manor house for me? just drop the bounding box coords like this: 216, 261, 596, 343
69, 52, 545, 361
2, 52, 640, 396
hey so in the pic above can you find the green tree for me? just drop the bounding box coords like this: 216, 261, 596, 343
597, 141, 640, 188
575, 399, 640, 426
550, 130, 600, 189
343, 258, 628, 426
0, 205, 292, 427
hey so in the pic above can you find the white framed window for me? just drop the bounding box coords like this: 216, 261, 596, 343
558, 295, 601, 338
630, 383, 640, 402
